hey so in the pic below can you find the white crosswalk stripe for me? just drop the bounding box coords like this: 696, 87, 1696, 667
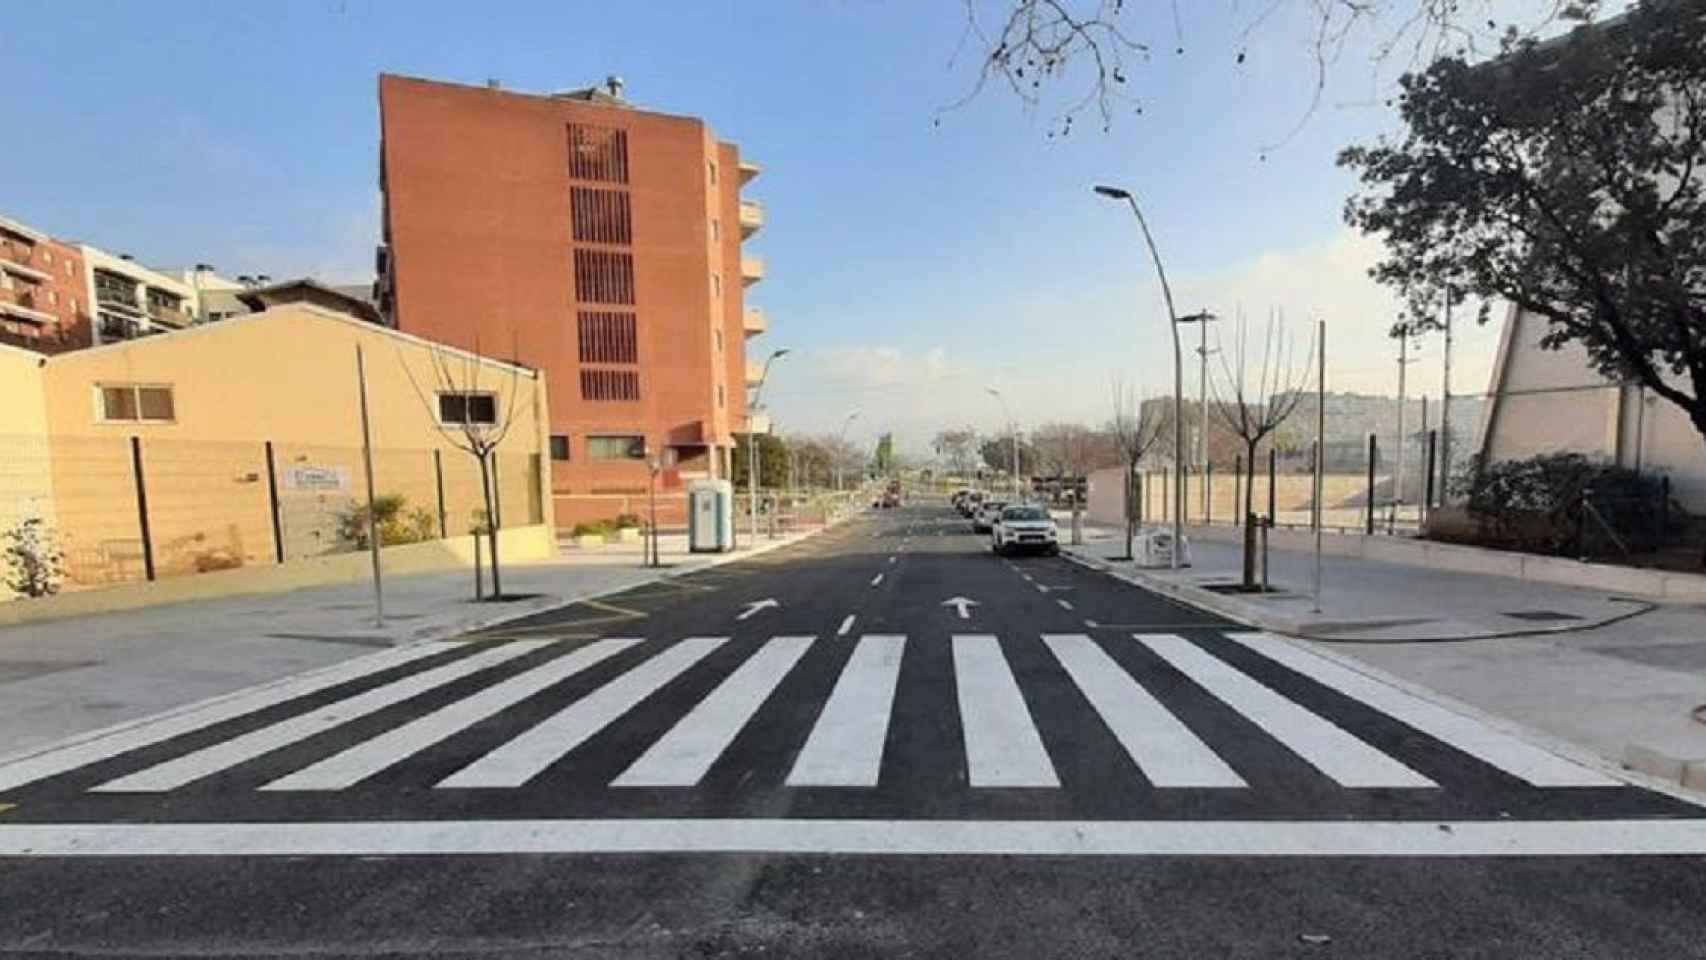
1136, 634, 1436, 789
0, 644, 447, 794
954, 634, 1058, 788
1224, 632, 1619, 787
262, 639, 641, 792
614, 636, 814, 787
94, 642, 553, 793
437, 637, 726, 789
5, 632, 1628, 801
787, 635, 904, 787
1043, 634, 1245, 788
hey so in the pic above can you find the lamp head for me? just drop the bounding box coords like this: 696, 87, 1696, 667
1093, 185, 1131, 200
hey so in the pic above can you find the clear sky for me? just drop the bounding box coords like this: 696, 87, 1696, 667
2, 0, 1528, 453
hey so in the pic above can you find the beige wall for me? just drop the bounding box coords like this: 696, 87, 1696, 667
0, 343, 54, 536
26, 305, 551, 584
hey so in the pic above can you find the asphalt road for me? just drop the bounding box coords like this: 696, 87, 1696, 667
1, 503, 1704, 959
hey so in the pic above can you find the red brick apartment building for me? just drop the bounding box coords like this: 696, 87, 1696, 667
376, 73, 770, 525
0, 215, 91, 353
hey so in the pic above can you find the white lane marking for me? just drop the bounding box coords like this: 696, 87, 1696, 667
1226, 632, 1621, 787
870, 573, 884, 587
836, 614, 856, 637
1043, 635, 1244, 788
888, 556, 898, 564
261, 639, 639, 792
787, 635, 905, 787
736, 598, 780, 621
1035, 584, 1048, 593
953, 635, 1058, 787
12, 819, 1702, 857
1137, 635, 1435, 789
613, 636, 814, 787
95, 642, 552, 793
0, 644, 447, 793
1056, 599, 1074, 611
1084, 619, 1100, 628
438, 638, 726, 789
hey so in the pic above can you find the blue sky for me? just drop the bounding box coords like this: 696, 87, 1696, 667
3, 0, 1526, 451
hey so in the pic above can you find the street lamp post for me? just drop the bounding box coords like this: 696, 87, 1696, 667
747, 348, 790, 546
1095, 184, 1212, 570
1178, 312, 1218, 522
986, 387, 1019, 497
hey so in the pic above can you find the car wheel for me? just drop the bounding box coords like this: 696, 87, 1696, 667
1047, 544, 1060, 556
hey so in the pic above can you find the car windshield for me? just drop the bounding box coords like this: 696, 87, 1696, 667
1003, 507, 1047, 521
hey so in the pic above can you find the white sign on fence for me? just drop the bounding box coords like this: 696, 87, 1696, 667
283, 466, 349, 492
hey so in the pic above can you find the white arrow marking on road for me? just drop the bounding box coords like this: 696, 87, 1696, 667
737, 598, 780, 621
941, 596, 979, 619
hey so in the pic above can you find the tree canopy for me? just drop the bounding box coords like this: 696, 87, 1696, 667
1340, 0, 1706, 444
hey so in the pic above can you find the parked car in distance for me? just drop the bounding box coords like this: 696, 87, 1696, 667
972, 499, 1008, 533
991, 504, 1059, 555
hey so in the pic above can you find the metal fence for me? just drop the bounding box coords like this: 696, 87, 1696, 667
0, 433, 542, 591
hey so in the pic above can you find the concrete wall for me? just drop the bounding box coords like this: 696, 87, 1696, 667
0, 343, 54, 536
16, 304, 551, 586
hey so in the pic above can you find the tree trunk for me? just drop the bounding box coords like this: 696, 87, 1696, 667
480, 452, 502, 600
1242, 440, 1259, 588
1124, 459, 1136, 560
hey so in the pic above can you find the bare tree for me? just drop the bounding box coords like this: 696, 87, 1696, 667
945, 0, 1602, 146
1207, 308, 1316, 588
932, 427, 979, 482
401, 340, 528, 600
1108, 376, 1166, 559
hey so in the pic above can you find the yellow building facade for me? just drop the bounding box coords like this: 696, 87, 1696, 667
2, 304, 551, 588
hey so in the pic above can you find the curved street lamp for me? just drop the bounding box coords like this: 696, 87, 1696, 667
985, 387, 1019, 497
1094, 184, 1212, 570
835, 410, 861, 492
748, 348, 790, 543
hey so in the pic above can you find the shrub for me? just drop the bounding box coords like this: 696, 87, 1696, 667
3, 516, 66, 598
337, 494, 438, 550
1446, 453, 1668, 555
570, 519, 616, 538
613, 513, 645, 530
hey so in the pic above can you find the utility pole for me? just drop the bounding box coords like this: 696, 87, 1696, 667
1394, 325, 1419, 511
1313, 319, 1325, 614
1439, 286, 1454, 505
1194, 316, 1219, 519
747, 348, 790, 545
355, 345, 383, 627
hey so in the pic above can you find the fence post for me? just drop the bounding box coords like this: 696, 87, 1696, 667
1424, 429, 1438, 514
433, 449, 448, 539
1267, 447, 1277, 524
129, 436, 156, 581
264, 441, 285, 564
1207, 462, 1215, 525
1366, 433, 1378, 535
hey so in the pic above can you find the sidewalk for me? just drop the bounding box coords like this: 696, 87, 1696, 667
1065, 520, 1706, 795
0, 521, 838, 759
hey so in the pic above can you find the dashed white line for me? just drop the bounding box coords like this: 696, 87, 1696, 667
1057, 599, 1074, 611
888, 556, 898, 564
837, 614, 856, 636
870, 573, 884, 587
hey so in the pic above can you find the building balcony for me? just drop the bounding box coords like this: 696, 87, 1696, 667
146, 302, 191, 328
96, 286, 142, 313
742, 306, 767, 338
0, 256, 49, 284
740, 255, 765, 286
98, 314, 154, 342
738, 159, 761, 185
738, 199, 764, 237
0, 289, 54, 325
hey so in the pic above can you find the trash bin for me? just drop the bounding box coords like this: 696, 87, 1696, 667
688, 479, 734, 553
1133, 527, 1191, 568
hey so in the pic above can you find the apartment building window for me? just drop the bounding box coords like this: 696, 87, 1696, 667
577, 311, 638, 363
586, 434, 646, 459
63, 262, 72, 277
570, 187, 633, 244
47, 291, 57, 305
715, 329, 723, 354
717, 384, 725, 408
708, 160, 717, 186
711, 272, 721, 298
549, 435, 571, 461
572, 249, 636, 304
98, 384, 175, 423
711, 219, 720, 242
567, 123, 630, 183
579, 368, 641, 402
437, 392, 497, 425
42, 251, 52, 266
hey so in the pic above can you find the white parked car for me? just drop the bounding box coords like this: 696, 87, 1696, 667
991, 504, 1059, 555
971, 500, 1008, 533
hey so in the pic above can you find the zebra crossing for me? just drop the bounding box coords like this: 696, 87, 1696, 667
0, 629, 1630, 810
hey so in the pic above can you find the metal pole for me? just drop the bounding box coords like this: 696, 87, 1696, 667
1365, 432, 1378, 536
1439, 287, 1454, 506
1198, 319, 1209, 513
1267, 446, 1277, 524
1425, 429, 1438, 514
648, 464, 659, 567
355, 344, 383, 626
747, 430, 759, 545
1209, 461, 1217, 525
1419, 394, 1429, 526
1395, 331, 1409, 509
129, 436, 155, 581
1313, 320, 1325, 613
264, 440, 284, 563
433, 449, 447, 538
